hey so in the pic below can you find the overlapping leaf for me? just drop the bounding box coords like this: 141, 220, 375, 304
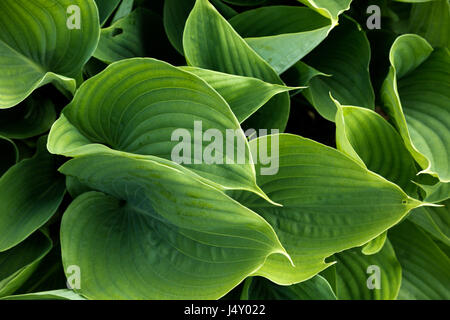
334, 240, 401, 300
0, 137, 65, 252
181, 67, 300, 123
381, 34, 450, 182
59, 153, 289, 299
230, 134, 422, 284
389, 220, 450, 300
48, 58, 270, 199
0, 232, 52, 297
183, 0, 290, 131
334, 103, 418, 195
0, 0, 100, 108
302, 17, 375, 121
229, 6, 332, 74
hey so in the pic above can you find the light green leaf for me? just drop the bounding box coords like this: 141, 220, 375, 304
302, 17, 375, 121
163, 0, 237, 55
0, 0, 100, 108
59, 153, 289, 299
0, 232, 52, 297
1, 289, 85, 300
181, 66, 300, 123
243, 275, 336, 300
334, 103, 418, 195
183, 0, 290, 132
229, 6, 332, 74
47, 58, 268, 200
230, 134, 423, 285
297, 0, 352, 27
381, 34, 450, 182
389, 220, 450, 300
335, 240, 401, 300
362, 232, 387, 255
0, 95, 56, 139
0, 137, 66, 252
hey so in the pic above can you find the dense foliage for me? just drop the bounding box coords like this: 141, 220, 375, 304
0, 0, 449, 300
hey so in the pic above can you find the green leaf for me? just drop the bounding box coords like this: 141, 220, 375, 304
59, 153, 289, 299
94, 8, 170, 64
111, 0, 134, 23
0, 136, 18, 177
230, 134, 423, 285
334, 103, 418, 195
183, 0, 290, 132
409, 0, 450, 49
389, 220, 450, 300
47, 58, 268, 200
0, 232, 52, 297
302, 17, 375, 121
0, 137, 66, 252
381, 34, 450, 182
297, 0, 352, 27
243, 275, 336, 300
0, 0, 100, 108
281, 61, 329, 90
362, 232, 387, 255
1, 289, 85, 300
408, 200, 450, 246
229, 6, 332, 74
94, 0, 121, 26
163, 0, 237, 55
418, 181, 449, 203
181, 66, 300, 123
334, 240, 401, 300
0, 95, 56, 139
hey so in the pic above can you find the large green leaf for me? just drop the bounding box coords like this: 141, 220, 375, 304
242, 275, 336, 300
0, 137, 66, 252
302, 17, 375, 121
183, 0, 290, 132
0, 95, 56, 139
0, 0, 100, 108
0, 232, 52, 297
409, 0, 450, 49
334, 103, 418, 195
0, 136, 18, 177
47, 58, 268, 200
381, 34, 450, 182
230, 134, 423, 285
1, 289, 85, 300
335, 240, 401, 300
59, 153, 289, 299
181, 67, 300, 123
229, 6, 332, 74
389, 220, 450, 300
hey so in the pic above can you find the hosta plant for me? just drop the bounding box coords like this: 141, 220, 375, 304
0, 0, 449, 300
